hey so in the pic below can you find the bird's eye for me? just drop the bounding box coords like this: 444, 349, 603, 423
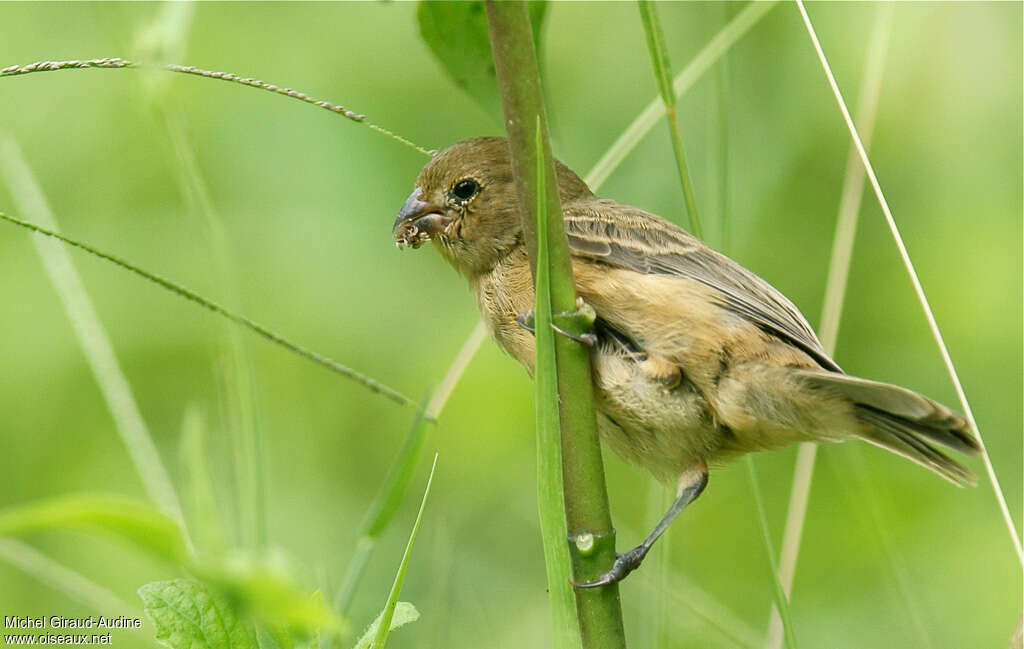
451, 179, 480, 202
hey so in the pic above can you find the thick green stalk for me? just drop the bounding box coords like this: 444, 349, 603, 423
637, 0, 703, 239
485, 3, 626, 647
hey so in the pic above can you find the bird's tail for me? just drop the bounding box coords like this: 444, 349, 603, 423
795, 371, 982, 486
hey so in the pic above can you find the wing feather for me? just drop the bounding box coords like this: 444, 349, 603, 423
564, 200, 841, 373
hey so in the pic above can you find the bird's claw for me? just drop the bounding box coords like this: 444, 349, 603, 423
517, 310, 535, 334
550, 323, 598, 346
572, 545, 648, 589
517, 299, 598, 347
553, 298, 598, 347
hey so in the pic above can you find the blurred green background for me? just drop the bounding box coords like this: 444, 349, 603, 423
0, 2, 1020, 648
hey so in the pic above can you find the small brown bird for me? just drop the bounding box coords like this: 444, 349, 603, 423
393, 136, 980, 586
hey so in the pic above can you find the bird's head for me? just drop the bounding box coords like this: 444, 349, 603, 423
393, 136, 592, 276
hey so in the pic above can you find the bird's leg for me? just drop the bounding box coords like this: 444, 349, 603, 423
640, 355, 682, 389
517, 298, 598, 346
551, 297, 598, 346
573, 463, 708, 588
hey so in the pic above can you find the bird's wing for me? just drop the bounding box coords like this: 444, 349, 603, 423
564, 199, 841, 372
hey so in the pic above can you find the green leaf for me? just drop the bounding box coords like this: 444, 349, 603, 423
195, 550, 346, 638
637, 0, 704, 239
139, 578, 257, 649
0, 493, 189, 565
417, 0, 547, 119
368, 456, 437, 649
350, 603, 419, 649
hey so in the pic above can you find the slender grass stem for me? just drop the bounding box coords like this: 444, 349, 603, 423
637, 0, 704, 239
0, 58, 433, 157
0, 210, 411, 405
0, 140, 185, 529
585, 1, 777, 191
767, 5, 893, 647
0, 539, 143, 623
795, 0, 1024, 568
715, 2, 735, 254
745, 457, 796, 649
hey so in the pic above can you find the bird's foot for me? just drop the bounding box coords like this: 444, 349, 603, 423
516, 309, 536, 334
572, 544, 649, 588
552, 298, 598, 346
517, 298, 598, 346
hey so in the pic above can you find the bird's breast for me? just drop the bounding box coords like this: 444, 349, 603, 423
470, 249, 538, 374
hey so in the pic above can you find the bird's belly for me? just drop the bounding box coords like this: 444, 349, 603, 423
591, 352, 721, 484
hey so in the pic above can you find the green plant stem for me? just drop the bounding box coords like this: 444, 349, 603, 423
767, 6, 893, 646
637, 0, 703, 239
485, 3, 625, 647
0, 58, 432, 157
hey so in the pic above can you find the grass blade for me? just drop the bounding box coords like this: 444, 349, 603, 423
0, 138, 184, 527
767, 5, 894, 647
352, 603, 419, 649
530, 117, 580, 649
0, 493, 189, 566
585, 0, 778, 190
794, 0, 1024, 568
713, 1, 735, 253
0, 210, 412, 405
637, 0, 704, 238
369, 454, 438, 649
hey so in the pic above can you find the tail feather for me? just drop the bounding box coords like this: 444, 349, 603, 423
855, 404, 977, 486
796, 371, 981, 486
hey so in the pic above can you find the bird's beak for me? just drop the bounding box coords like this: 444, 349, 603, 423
393, 187, 449, 250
